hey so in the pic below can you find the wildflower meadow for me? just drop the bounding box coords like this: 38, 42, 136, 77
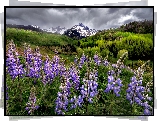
6, 40, 153, 116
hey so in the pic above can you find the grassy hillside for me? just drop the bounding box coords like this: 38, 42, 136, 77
6, 25, 153, 70
6, 28, 78, 63
6, 28, 77, 46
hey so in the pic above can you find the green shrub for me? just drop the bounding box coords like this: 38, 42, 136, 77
100, 49, 110, 58
117, 49, 128, 59
112, 34, 153, 60
91, 46, 100, 57
76, 47, 83, 57
83, 47, 92, 57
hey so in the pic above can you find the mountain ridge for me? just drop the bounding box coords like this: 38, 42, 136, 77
6, 23, 99, 39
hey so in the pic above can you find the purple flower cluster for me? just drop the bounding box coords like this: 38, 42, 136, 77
25, 86, 39, 114
51, 55, 60, 77
126, 66, 153, 115
24, 44, 33, 65
34, 47, 42, 76
59, 61, 67, 77
29, 57, 41, 78
142, 80, 153, 115
112, 64, 122, 76
68, 65, 80, 90
104, 70, 123, 97
142, 101, 153, 115
104, 53, 127, 97
24, 46, 42, 78
6, 40, 16, 68
80, 71, 98, 103
79, 53, 86, 68
6, 41, 25, 79
55, 92, 69, 115
24, 44, 34, 77
69, 95, 84, 109
103, 59, 109, 66
93, 53, 101, 66
126, 76, 145, 105
55, 75, 71, 115
43, 55, 62, 85
43, 55, 53, 85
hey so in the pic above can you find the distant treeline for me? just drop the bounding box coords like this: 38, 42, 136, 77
118, 19, 153, 34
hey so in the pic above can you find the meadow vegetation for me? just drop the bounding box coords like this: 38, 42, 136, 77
5, 20, 153, 115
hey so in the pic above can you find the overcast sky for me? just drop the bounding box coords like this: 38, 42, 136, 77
6, 6, 153, 30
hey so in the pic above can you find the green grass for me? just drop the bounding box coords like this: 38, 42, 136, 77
6, 28, 77, 47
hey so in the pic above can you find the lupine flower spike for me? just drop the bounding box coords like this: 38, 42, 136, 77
25, 86, 39, 115
93, 52, 101, 66
55, 75, 71, 115
104, 52, 128, 97
6, 40, 25, 79
126, 60, 153, 115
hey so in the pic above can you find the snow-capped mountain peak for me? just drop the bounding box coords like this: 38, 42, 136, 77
71, 23, 98, 36
63, 23, 98, 39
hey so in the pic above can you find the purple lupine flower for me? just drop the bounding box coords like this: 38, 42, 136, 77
6, 41, 15, 67
33, 47, 42, 78
68, 64, 80, 90
104, 70, 123, 97
55, 91, 69, 114
80, 71, 98, 103
142, 101, 153, 115
79, 53, 86, 69
126, 64, 153, 115
59, 63, 66, 77
24, 44, 34, 77
112, 64, 122, 75
104, 53, 128, 97
27, 47, 42, 79
42, 75, 48, 86
69, 95, 84, 109
126, 76, 145, 105
103, 59, 109, 66
142, 79, 153, 115
43, 55, 52, 76
43, 55, 56, 85
108, 70, 115, 76
143, 108, 151, 115
6, 41, 25, 79
24, 44, 33, 65
25, 86, 39, 115
77, 95, 84, 107
93, 53, 101, 66
55, 75, 71, 115
51, 55, 60, 78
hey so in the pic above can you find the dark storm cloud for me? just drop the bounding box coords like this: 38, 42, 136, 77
108, 8, 121, 14
6, 7, 153, 30
6, 8, 67, 28
132, 8, 153, 20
